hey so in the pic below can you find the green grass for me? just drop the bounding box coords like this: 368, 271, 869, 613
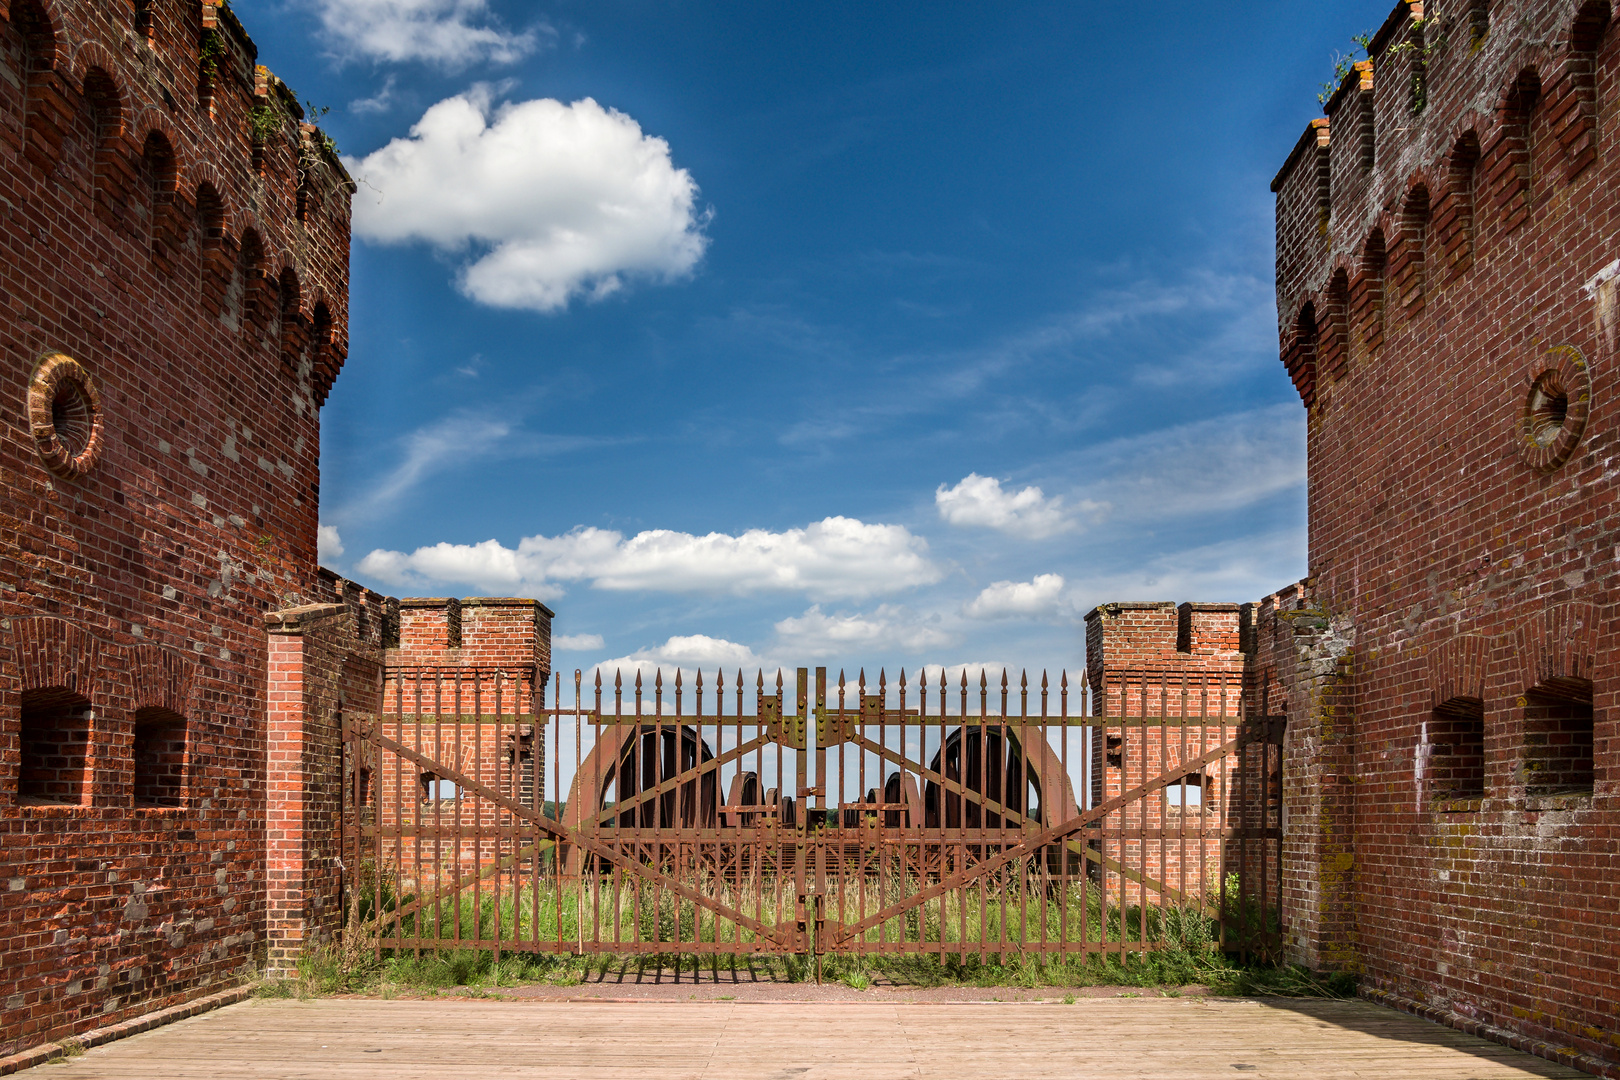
287, 860, 1345, 1000
364, 865, 1278, 957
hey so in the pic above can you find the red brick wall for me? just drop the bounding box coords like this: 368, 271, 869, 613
1271, 0, 1620, 1069
0, 0, 351, 1054
372, 599, 553, 885
391, 597, 553, 676
1084, 603, 1248, 908
1247, 583, 1357, 972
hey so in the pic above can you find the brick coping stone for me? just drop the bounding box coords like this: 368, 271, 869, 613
0, 985, 252, 1076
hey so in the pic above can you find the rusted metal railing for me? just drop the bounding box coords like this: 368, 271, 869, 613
340, 665, 1282, 963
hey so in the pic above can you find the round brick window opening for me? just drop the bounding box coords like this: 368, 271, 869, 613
28, 354, 103, 480
1518, 346, 1590, 473
1526, 370, 1568, 447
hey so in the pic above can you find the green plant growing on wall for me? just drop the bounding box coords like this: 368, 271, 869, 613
249, 102, 281, 144
1318, 32, 1374, 106
199, 27, 225, 79
1389, 15, 1450, 114
299, 101, 341, 160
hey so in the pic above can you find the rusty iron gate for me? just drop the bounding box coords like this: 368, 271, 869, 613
341, 665, 1281, 963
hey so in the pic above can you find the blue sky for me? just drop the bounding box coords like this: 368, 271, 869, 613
246, 0, 1395, 684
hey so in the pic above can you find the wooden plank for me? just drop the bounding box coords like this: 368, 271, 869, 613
17, 997, 1587, 1080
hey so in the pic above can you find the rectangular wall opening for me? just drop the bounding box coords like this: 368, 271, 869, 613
132, 706, 187, 807
1166, 773, 1207, 808
1431, 697, 1485, 798
1524, 678, 1593, 797
18, 687, 93, 805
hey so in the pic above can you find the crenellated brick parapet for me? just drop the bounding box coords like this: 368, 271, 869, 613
0, 0, 353, 406
1272, 0, 1619, 415
387, 597, 554, 676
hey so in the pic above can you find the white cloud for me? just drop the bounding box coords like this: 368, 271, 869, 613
305, 0, 539, 68
352, 412, 515, 518
1061, 405, 1306, 524
317, 525, 344, 561
347, 88, 710, 312
596, 635, 766, 681
1065, 528, 1307, 617
359, 537, 559, 599
963, 574, 1066, 620
553, 633, 605, 651
349, 75, 398, 115
773, 605, 953, 658
935, 474, 1099, 539
357, 516, 943, 601
916, 663, 1014, 697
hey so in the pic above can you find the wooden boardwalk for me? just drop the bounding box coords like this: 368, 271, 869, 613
18, 997, 1587, 1079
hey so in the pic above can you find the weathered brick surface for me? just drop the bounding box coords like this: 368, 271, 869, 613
390, 597, 553, 676
1268, 0, 1620, 1069
375, 597, 553, 882
1084, 603, 1252, 908
262, 599, 382, 973
0, 0, 352, 1053
1247, 584, 1357, 973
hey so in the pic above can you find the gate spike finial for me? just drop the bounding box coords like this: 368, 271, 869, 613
1020, 670, 1027, 689
635, 669, 643, 691
595, 669, 602, 690
858, 667, 866, 693
898, 668, 906, 690
878, 668, 886, 694
615, 669, 622, 691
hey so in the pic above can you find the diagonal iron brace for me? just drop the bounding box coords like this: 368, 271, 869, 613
849, 733, 1034, 828
359, 725, 792, 945
593, 733, 773, 826
828, 730, 1249, 944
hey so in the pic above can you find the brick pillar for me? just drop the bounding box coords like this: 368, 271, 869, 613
263, 603, 350, 976
1249, 582, 1358, 972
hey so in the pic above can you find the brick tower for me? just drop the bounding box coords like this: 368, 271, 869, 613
1265, 0, 1620, 1071
0, 0, 353, 1053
